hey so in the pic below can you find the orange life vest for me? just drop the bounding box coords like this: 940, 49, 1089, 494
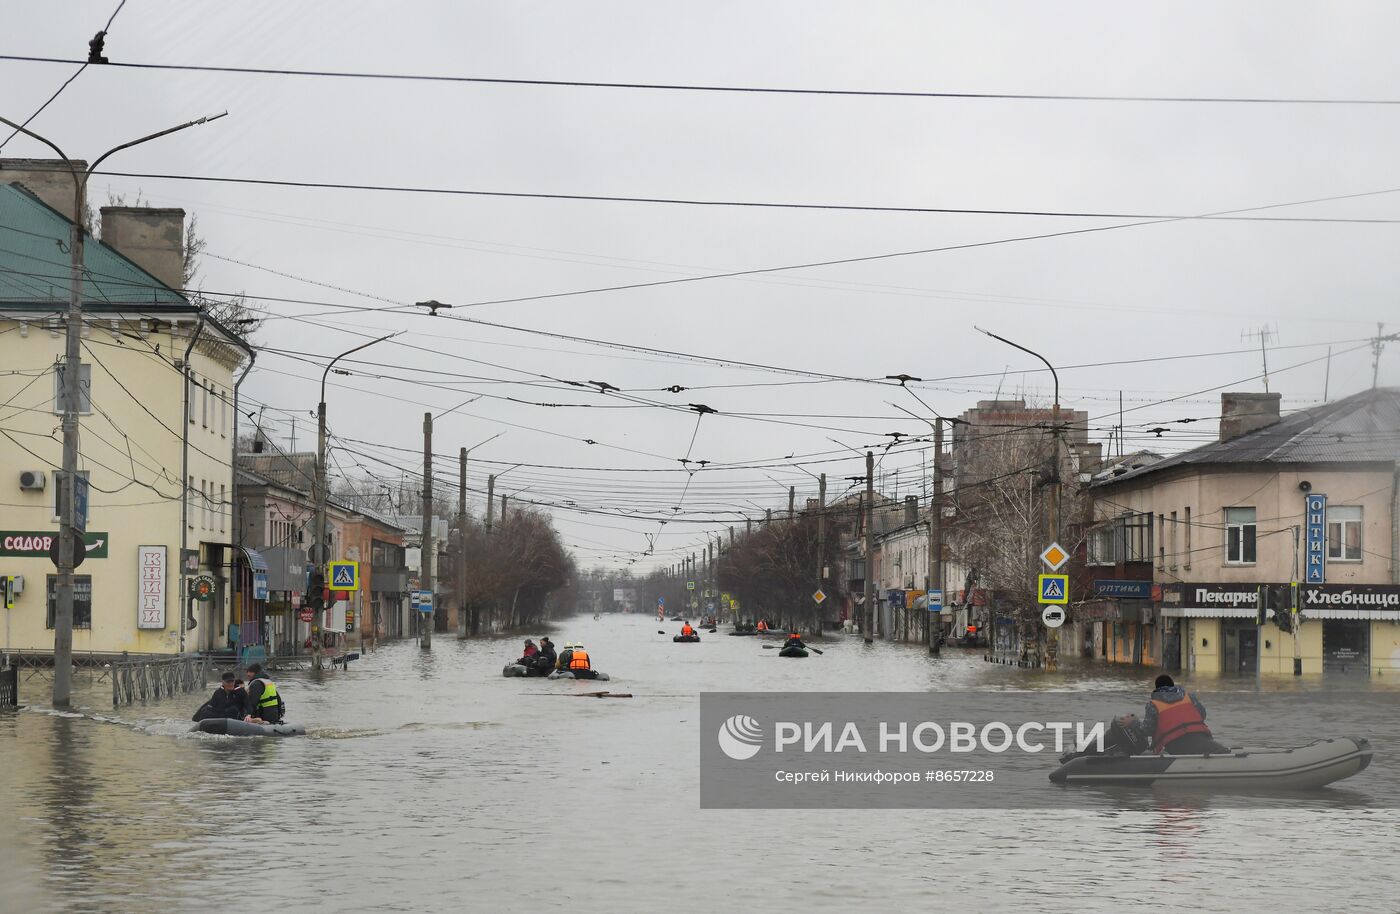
757, 621, 767, 631
681, 625, 694, 636
1150, 694, 1210, 751
568, 649, 591, 671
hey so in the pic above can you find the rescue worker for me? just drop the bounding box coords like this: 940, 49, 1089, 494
756, 620, 768, 633
243, 663, 285, 724
680, 621, 696, 638
556, 642, 574, 671
782, 631, 805, 650
1142, 674, 1228, 755
567, 642, 592, 673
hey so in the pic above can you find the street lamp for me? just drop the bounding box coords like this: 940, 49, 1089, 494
455, 432, 502, 639
975, 326, 1063, 670
0, 111, 227, 707
313, 332, 400, 670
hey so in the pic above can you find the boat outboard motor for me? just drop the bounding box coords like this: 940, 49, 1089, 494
1061, 714, 1148, 763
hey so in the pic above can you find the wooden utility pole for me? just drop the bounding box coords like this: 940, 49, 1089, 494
788, 486, 795, 521
420, 412, 433, 650
457, 447, 469, 639
928, 420, 944, 656
864, 451, 875, 644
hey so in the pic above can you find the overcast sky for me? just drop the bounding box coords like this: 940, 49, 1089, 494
4, 2, 1398, 570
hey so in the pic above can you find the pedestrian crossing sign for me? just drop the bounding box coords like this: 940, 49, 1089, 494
328, 561, 360, 592
1038, 573, 1069, 605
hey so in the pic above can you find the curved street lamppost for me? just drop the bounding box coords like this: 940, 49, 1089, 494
312, 332, 401, 670
0, 111, 228, 707
975, 326, 1064, 671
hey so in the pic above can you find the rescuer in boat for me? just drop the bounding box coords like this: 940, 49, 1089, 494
680, 621, 696, 638
782, 631, 805, 651
557, 642, 592, 674
1143, 674, 1229, 755
193, 671, 248, 722
243, 663, 285, 724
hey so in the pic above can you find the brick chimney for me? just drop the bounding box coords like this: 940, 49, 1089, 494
904, 495, 919, 526
0, 157, 90, 218
99, 206, 186, 290
1219, 392, 1281, 442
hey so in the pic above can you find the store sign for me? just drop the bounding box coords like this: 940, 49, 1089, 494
137, 545, 167, 629
0, 531, 109, 558
253, 572, 269, 601
1181, 583, 1264, 608
1093, 580, 1153, 600
1301, 584, 1400, 611
1305, 494, 1327, 584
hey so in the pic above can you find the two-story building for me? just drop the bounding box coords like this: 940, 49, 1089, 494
0, 162, 251, 657
1088, 389, 1400, 676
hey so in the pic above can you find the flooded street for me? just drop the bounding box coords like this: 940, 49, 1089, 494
5, 614, 1400, 913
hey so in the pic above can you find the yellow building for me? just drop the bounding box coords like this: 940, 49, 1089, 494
1088, 390, 1400, 676
0, 162, 251, 657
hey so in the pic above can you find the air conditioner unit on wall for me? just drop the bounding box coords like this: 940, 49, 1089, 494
19, 470, 46, 490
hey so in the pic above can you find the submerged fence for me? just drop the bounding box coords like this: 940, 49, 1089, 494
0, 664, 15, 708
111, 654, 213, 708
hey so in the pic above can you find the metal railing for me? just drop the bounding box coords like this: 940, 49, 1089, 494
0, 664, 16, 708
111, 654, 213, 707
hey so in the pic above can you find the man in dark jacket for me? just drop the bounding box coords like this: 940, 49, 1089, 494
192, 672, 248, 722
1143, 674, 1229, 755
536, 637, 558, 671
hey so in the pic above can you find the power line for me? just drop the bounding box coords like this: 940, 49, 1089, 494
89, 169, 1400, 224
8, 53, 1400, 105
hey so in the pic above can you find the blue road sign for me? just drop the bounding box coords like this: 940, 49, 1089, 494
1038, 574, 1069, 605
73, 475, 89, 535
328, 560, 360, 591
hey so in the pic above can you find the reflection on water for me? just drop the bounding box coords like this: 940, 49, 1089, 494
2, 613, 1398, 914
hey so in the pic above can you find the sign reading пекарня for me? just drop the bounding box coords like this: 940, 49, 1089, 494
0, 531, 110, 558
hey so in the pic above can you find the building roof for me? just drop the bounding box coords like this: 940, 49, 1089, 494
1, 183, 252, 359
238, 457, 408, 533
0, 182, 190, 308
1093, 387, 1400, 487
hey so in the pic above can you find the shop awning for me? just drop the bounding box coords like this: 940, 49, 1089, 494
1306, 609, 1400, 621
241, 547, 269, 572
1161, 606, 1258, 619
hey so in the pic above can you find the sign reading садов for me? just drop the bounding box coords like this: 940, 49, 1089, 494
0, 531, 109, 558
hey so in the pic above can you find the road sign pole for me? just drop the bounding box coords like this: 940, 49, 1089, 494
420, 412, 433, 651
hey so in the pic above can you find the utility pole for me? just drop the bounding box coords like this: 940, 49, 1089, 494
864, 450, 875, 645
788, 486, 795, 521
486, 475, 495, 533
817, 473, 826, 633
420, 412, 433, 650
927, 420, 945, 656
457, 447, 468, 639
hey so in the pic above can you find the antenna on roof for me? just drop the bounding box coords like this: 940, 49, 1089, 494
1241, 324, 1279, 392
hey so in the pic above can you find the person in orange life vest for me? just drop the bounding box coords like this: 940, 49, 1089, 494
566, 643, 592, 672
756, 620, 768, 632
680, 622, 695, 637
1142, 674, 1229, 755
783, 631, 805, 650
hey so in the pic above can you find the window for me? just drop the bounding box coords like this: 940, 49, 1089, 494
1157, 514, 1166, 570
219, 484, 227, 532
52, 470, 90, 522
220, 387, 228, 438
46, 574, 92, 629
1225, 507, 1256, 564
1169, 511, 1178, 571
187, 373, 196, 424
52, 362, 92, 415
188, 476, 195, 528
1327, 506, 1363, 561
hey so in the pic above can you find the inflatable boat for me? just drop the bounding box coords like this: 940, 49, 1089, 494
778, 646, 808, 658
673, 634, 701, 642
502, 662, 552, 677
192, 718, 306, 737
1049, 736, 1372, 789
548, 669, 611, 681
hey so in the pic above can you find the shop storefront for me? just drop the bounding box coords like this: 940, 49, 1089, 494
1300, 584, 1400, 676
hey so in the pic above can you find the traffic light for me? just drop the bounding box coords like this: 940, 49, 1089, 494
1, 576, 12, 610
1274, 608, 1293, 633
308, 570, 326, 611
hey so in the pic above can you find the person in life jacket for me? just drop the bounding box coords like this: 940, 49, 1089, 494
567, 643, 592, 672
680, 622, 695, 637
1142, 674, 1228, 755
783, 631, 805, 650
756, 620, 768, 632
243, 663, 285, 724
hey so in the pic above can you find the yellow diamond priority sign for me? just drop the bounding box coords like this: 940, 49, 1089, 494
813, 589, 827, 605
1039, 542, 1069, 571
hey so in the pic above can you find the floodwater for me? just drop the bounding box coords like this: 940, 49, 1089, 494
4, 613, 1399, 913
